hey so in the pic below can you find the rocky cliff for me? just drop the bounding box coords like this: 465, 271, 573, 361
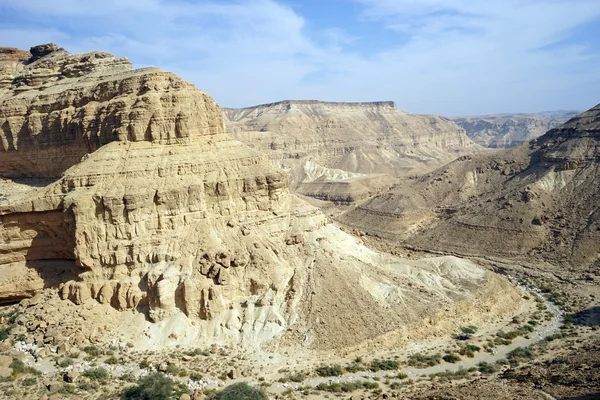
0, 45, 523, 352
452, 111, 578, 148
225, 100, 481, 204
340, 105, 600, 269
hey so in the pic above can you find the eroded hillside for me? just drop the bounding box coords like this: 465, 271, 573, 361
0, 45, 523, 358
341, 105, 600, 269
225, 100, 482, 204
452, 111, 578, 148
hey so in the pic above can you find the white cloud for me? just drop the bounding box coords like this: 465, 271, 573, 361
0, 0, 599, 115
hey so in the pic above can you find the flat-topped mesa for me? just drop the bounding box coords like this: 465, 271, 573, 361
224, 98, 480, 195
0, 45, 223, 178
224, 99, 396, 112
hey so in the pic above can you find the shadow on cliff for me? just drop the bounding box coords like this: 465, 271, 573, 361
560, 394, 600, 400
19, 210, 81, 300
570, 306, 600, 327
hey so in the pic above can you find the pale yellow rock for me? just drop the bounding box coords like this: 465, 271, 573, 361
0, 45, 524, 352
225, 100, 484, 203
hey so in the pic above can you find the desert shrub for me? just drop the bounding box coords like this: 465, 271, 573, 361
21, 377, 37, 386
58, 384, 78, 394
164, 364, 180, 376
211, 382, 267, 400
461, 326, 478, 335
442, 353, 461, 363
78, 381, 99, 391
315, 381, 379, 393
507, 347, 534, 361
83, 346, 101, 357
9, 359, 39, 376
9, 359, 26, 374
493, 337, 512, 346
285, 372, 307, 383
139, 360, 151, 369
105, 356, 119, 365
369, 359, 399, 372
122, 372, 175, 400
345, 362, 364, 373
521, 324, 535, 333
458, 345, 481, 358
496, 330, 521, 340
189, 372, 203, 382
545, 333, 567, 342
428, 368, 470, 381
315, 364, 343, 377
395, 372, 408, 379
407, 353, 442, 368
0, 326, 12, 342
478, 362, 499, 374
83, 367, 108, 380
58, 358, 74, 368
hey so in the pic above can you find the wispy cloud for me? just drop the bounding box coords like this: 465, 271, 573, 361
0, 0, 599, 115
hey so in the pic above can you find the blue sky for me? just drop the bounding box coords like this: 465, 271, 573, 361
1, 0, 599, 115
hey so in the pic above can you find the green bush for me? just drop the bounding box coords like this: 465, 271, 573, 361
442, 353, 461, 363
0, 326, 12, 342
477, 362, 499, 374
189, 372, 203, 382
21, 377, 37, 386
507, 347, 534, 361
105, 356, 119, 365
9, 359, 26, 375
83, 367, 108, 380
78, 381, 99, 392
285, 372, 307, 383
9, 359, 40, 376
315, 364, 343, 377
164, 364, 180, 376
122, 373, 175, 400
211, 382, 267, 400
428, 368, 470, 381
369, 359, 399, 372
83, 346, 101, 357
58, 358, 74, 368
545, 333, 567, 342
461, 326, 478, 335
407, 353, 442, 368
345, 362, 364, 373
459, 345, 481, 358
315, 381, 379, 393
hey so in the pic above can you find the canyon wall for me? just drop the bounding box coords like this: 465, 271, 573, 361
0, 45, 523, 351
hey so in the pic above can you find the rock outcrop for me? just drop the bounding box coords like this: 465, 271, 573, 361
0, 45, 523, 351
340, 105, 600, 268
452, 111, 579, 148
225, 100, 482, 204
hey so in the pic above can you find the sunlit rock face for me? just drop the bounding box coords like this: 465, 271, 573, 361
0, 45, 522, 351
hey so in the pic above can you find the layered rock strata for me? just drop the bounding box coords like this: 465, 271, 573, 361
453, 111, 578, 148
225, 100, 482, 203
0, 45, 523, 350
340, 105, 600, 268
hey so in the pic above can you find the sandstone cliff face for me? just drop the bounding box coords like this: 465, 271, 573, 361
225, 100, 481, 204
340, 105, 600, 268
452, 111, 578, 148
0, 46, 220, 178
0, 45, 522, 351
